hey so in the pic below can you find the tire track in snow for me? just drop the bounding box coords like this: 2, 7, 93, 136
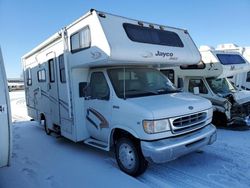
10, 96, 30, 121
138, 141, 250, 188
139, 165, 224, 188
205, 144, 250, 188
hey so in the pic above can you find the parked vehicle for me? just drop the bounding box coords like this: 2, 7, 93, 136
0, 47, 12, 168
22, 9, 216, 176
216, 44, 250, 90
161, 45, 250, 127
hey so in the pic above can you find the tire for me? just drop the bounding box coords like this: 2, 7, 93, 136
40, 116, 51, 135
115, 137, 148, 177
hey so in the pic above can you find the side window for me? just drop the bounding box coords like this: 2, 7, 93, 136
37, 69, 46, 82
161, 69, 175, 83
123, 23, 184, 47
246, 71, 250, 82
26, 68, 32, 86
48, 59, 55, 82
189, 79, 208, 94
180, 61, 206, 69
59, 55, 66, 83
70, 26, 91, 53
89, 72, 109, 100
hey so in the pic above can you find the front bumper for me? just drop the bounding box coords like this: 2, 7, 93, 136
140, 124, 216, 163
228, 115, 250, 126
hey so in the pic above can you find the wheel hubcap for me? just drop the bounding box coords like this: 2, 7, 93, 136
119, 143, 136, 170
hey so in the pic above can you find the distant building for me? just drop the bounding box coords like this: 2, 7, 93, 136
7, 78, 24, 91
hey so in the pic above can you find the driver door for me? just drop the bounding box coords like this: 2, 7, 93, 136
85, 72, 112, 142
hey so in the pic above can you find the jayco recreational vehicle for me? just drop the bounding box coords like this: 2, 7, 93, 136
216, 44, 250, 90
0, 48, 12, 168
161, 45, 250, 127
22, 9, 216, 176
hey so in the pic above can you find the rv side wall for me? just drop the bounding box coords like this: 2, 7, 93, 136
0, 48, 11, 168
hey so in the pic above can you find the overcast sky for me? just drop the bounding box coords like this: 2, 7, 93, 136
0, 0, 250, 78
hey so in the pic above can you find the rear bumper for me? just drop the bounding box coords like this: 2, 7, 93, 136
140, 124, 216, 163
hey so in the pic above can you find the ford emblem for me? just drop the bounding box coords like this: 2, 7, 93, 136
188, 106, 194, 110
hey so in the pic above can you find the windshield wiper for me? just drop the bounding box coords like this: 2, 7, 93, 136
156, 88, 180, 94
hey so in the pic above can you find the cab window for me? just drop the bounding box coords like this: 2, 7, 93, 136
88, 72, 110, 100
189, 79, 208, 94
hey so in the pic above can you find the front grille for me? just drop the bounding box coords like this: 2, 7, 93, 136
173, 112, 206, 127
170, 112, 207, 134
231, 102, 250, 118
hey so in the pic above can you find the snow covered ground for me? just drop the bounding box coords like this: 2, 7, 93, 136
0, 91, 250, 188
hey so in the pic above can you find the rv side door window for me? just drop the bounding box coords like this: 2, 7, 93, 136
26, 68, 32, 86
59, 55, 66, 83
189, 79, 208, 94
48, 59, 55, 82
88, 72, 110, 100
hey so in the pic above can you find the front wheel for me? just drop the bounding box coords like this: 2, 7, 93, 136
115, 137, 148, 177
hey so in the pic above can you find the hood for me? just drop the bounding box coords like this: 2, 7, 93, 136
127, 92, 212, 119
233, 90, 250, 104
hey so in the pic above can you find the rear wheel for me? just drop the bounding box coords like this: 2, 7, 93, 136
40, 115, 51, 135
115, 137, 148, 177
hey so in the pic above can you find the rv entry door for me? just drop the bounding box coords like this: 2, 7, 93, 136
85, 72, 112, 141
47, 57, 60, 125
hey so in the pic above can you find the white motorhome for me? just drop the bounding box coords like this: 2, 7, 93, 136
216, 44, 250, 90
161, 45, 250, 127
0, 48, 12, 168
22, 9, 216, 176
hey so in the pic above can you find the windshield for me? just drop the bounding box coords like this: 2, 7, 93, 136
206, 77, 236, 95
108, 67, 179, 99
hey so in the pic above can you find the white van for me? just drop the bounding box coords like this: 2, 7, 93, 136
0, 48, 12, 168
22, 9, 216, 176
161, 46, 250, 127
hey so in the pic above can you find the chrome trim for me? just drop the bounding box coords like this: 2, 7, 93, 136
141, 124, 216, 163
169, 110, 208, 134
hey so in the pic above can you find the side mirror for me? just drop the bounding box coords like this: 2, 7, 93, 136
193, 87, 200, 95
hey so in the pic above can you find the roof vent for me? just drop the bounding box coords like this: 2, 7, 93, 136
98, 13, 106, 18
216, 43, 239, 50
149, 24, 154, 29
138, 21, 144, 26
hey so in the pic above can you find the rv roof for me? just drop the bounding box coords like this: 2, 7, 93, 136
67, 9, 187, 32
216, 43, 239, 50
199, 45, 215, 52
22, 9, 201, 66
22, 9, 189, 60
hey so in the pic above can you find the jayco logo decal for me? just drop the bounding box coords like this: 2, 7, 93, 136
155, 51, 174, 58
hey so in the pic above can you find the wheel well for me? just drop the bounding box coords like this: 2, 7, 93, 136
212, 111, 227, 126
40, 113, 45, 121
213, 111, 227, 119
111, 128, 137, 147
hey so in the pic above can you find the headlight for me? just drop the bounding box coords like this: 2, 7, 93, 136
207, 108, 213, 119
223, 100, 231, 110
143, 119, 170, 134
